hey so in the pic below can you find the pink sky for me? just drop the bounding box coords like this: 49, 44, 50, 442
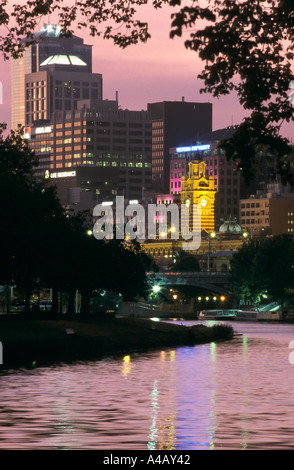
0, 1, 293, 140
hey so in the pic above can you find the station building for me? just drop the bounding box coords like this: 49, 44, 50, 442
169, 127, 242, 230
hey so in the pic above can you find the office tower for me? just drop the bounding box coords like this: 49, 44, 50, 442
147, 100, 212, 194
24, 66, 102, 126
11, 23, 95, 129
28, 99, 152, 205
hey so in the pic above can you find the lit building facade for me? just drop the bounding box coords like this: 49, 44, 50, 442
170, 144, 212, 194
46, 166, 119, 213
169, 127, 242, 229
11, 23, 93, 129
240, 185, 294, 236
147, 101, 212, 194
181, 160, 216, 234
25, 67, 102, 126
28, 99, 152, 204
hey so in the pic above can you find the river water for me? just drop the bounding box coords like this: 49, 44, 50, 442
1, 320, 294, 450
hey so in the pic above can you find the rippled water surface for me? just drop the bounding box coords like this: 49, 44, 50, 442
1, 320, 294, 450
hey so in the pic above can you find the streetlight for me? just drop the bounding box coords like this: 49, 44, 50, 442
153, 285, 161, 293
207, 231, 216, 273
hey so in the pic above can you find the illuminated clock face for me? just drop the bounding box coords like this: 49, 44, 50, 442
200, 198, 208, 208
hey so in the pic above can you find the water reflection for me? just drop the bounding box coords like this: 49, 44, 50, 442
122, 355, 132, 376
148, 380, 159, 449
1, 322, 294, 449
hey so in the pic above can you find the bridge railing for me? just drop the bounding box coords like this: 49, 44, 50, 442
147, 271, 230, 277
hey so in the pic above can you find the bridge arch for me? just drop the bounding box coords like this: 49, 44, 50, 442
147, 271, 231, 295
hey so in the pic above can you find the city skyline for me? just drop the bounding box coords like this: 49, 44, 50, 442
0, 2, 293, 140
0, 3, 262, 136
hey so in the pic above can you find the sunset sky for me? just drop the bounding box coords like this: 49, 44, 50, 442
0, 1, 293, 140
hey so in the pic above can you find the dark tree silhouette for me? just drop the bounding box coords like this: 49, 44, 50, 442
0, 125, 154, 314
169, 249, 200, 272
231, 235, 294, 307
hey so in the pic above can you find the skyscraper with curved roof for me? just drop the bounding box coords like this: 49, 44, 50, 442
11, 24, 99, 129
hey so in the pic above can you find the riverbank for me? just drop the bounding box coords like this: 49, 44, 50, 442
0, 314, 234, 369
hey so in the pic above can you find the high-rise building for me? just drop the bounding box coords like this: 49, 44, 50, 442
11, 24, 95, 129
24, 66, 102, 126
28, 99, 152, 205
13, 25, 151, 207
147, 101, 212, 194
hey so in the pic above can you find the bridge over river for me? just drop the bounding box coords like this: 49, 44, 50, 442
147, 271, 232, 295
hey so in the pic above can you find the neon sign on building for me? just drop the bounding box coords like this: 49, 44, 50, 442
176, 144, 211, 153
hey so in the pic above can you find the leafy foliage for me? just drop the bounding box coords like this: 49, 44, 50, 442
0, 126, 155, 312
0, 0, 168, 59
170, 0, 294, 185
169, 249, 200, 272
230, 239, 263, 304
231, 235, 294, 306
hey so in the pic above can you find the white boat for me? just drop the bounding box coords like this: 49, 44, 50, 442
199, 309, 258, 321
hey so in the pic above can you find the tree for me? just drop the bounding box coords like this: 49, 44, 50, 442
0, 124, 70, 311
231, 235, 294, 307
1, 1, 294, 185
169, 0, 294, 186
230, 239, 262, 305
251, 234, 294, 307
99, 239, 156, 302
169, 249, 200, 272
0, 125, 158, 313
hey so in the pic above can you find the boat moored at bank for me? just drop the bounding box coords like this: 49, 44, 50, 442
199, 309, 258, 321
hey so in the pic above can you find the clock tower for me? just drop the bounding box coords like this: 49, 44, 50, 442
180, 160, 216, 233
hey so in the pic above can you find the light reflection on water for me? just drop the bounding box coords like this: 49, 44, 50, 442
1, 321, 294, 449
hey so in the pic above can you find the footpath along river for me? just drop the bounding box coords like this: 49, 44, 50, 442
1, 320, 294, 450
